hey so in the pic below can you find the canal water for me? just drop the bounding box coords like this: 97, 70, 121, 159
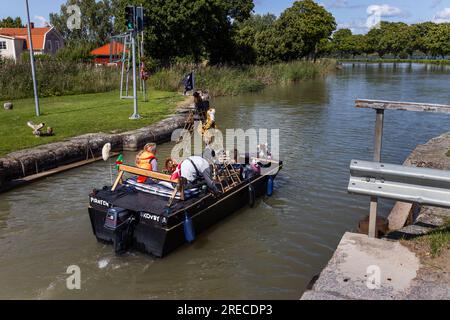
0, 63, 449, 299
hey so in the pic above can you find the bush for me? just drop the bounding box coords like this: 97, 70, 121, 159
0, 59, 119, 100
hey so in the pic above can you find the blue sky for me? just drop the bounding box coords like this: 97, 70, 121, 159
1, 0, 450, 34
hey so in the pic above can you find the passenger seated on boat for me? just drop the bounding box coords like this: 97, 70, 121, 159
135, 143, 158, 184
171, 156, 220, 194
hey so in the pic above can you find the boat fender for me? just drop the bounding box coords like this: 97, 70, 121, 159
183, 212, 196, 243
248, 184, 256, 208
267, 176, 274, 197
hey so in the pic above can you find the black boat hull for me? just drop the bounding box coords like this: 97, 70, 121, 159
89, 171, 278, 258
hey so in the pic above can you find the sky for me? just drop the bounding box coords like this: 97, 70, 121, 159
1, 0, 450, 34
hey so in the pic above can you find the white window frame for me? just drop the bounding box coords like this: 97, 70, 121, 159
0, 41, 7, 50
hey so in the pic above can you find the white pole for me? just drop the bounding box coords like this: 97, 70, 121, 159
25, 0, 40, 117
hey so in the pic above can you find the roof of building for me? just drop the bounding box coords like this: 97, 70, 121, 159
91, 42, 127, 56
0, 26, 53, 50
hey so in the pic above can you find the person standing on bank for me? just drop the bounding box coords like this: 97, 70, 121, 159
135, 143, 158, 183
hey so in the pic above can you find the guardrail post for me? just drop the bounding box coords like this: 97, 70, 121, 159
369, 109, 384, 238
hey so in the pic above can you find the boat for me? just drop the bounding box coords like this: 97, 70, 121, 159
88, 156, 283, 258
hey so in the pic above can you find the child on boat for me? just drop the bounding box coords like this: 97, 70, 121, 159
135, 143, 158, 184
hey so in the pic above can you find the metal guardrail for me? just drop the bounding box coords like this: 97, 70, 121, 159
348, 160, 450, 209
353, 99, 450, 238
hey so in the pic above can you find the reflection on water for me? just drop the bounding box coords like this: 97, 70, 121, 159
0, 63, 449, 299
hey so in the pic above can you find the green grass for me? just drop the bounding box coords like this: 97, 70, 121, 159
339, 58, 450, 65
149, 59, 336, 97
0, 90, 183, 156
415, 218, 450, 257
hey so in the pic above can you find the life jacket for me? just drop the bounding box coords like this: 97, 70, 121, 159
136, 151, 157, 183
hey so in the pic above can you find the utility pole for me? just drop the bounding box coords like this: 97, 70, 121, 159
25, 0, 40, 117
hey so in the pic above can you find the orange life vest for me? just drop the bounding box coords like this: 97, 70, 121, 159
136, 151, 157, 183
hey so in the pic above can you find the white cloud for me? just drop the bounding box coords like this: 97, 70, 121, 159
366, 4, 405, 18
433, 7, 450, 23
34, 15, 49, 27
337, 21, 368, 34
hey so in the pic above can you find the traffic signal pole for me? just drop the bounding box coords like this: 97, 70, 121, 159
129, 32, 140, 120
125, 5, 141, 120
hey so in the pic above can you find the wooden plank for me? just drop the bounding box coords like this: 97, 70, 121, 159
118, 164, 179, 183
111, 171, 124, 192
356, 99, 450, 114
0, 153, 119, 193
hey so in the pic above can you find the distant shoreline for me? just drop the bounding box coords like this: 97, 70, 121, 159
339, 59, 450, 66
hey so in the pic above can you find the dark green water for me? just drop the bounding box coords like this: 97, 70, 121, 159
0, 63, 449, 299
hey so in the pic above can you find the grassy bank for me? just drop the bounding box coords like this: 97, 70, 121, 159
0, 90, 183, 156
339, 58, 450, 65
149, 59, 336, 96
406, 218, 450, 258
0, 60, 119, 101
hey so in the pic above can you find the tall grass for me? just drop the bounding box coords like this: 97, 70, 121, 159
0, 59, 336, 101
149, 59, 336, 96
0, 60, 119, 100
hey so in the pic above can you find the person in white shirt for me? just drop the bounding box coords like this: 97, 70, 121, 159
171, 156, 219, 194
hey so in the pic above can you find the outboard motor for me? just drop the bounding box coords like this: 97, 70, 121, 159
104, 207, 135, 255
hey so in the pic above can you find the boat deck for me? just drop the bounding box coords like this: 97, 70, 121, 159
93, 186, 207, 216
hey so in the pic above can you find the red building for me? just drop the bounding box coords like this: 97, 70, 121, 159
90, 41, 126, 65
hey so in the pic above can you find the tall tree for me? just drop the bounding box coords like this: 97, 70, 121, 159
50, 0, 114, 46
277, 0, 336, 61
233, 14, 277, 64
111, 0, 254, 64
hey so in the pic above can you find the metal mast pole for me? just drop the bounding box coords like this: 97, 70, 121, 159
129, 32, 140, 119
25, 0, 40, 117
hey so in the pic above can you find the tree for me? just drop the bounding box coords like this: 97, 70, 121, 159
109, 0, 254, 65
425, 23, 450, 58
277, 0, 336, 61
254, 27, 284, 64
50, 0, 114, 46
233, 14, 277, 64
0, 17, 24, 28
332, 28, 353, 57
366, 24, 387, 57
410, 22, 435, 56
